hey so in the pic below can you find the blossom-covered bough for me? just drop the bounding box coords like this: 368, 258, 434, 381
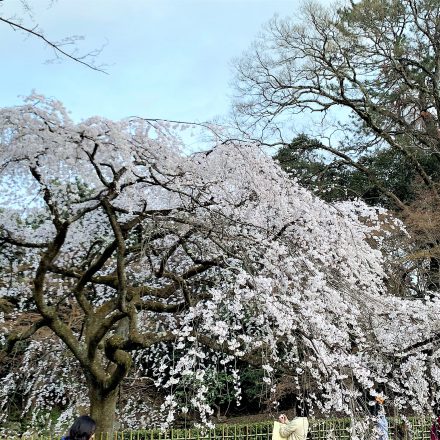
0, 96, 439, 435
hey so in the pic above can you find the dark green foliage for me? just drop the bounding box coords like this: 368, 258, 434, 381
275, 134, 440, 208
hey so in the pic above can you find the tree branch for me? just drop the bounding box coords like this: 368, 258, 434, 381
0, 17, 107, 74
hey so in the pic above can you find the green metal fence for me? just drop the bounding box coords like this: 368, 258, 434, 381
2, 417, 434, 440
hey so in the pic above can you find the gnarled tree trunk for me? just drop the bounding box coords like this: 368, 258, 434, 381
89, 383, 119, 437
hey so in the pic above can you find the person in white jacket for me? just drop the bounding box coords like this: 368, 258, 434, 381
278, 399, 309, 440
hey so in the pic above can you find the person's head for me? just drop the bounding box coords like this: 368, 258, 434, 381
69, 415, 96, 440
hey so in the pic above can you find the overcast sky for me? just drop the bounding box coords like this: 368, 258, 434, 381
0, 0, 311, 123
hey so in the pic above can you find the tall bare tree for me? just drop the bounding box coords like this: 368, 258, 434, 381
233, 0, 440, 292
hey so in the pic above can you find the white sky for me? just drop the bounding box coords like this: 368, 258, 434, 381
0, 0, 312, 123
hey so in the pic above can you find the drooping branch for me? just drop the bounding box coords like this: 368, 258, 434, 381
33, 224, 69, 318
4, 318, 48, 353
32, 222, 94, 373
399, 331, 440, 359
0, 231, 49, 249
29, 165, 63, 230
102, 198, 128, 313
103, 329, 176, 392
0, 17, 107, 73
156, 229, 195, 277
71, 239, 118, 315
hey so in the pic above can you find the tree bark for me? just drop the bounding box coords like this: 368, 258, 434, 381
89, 383, 119, 437
428, 246, 440, 292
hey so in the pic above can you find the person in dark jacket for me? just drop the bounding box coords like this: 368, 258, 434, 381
62, 415, 96, 440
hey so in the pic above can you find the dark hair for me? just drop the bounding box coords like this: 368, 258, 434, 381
68, 415, 96, 440
367, 400, 379, 416
366, 386, 385, 417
